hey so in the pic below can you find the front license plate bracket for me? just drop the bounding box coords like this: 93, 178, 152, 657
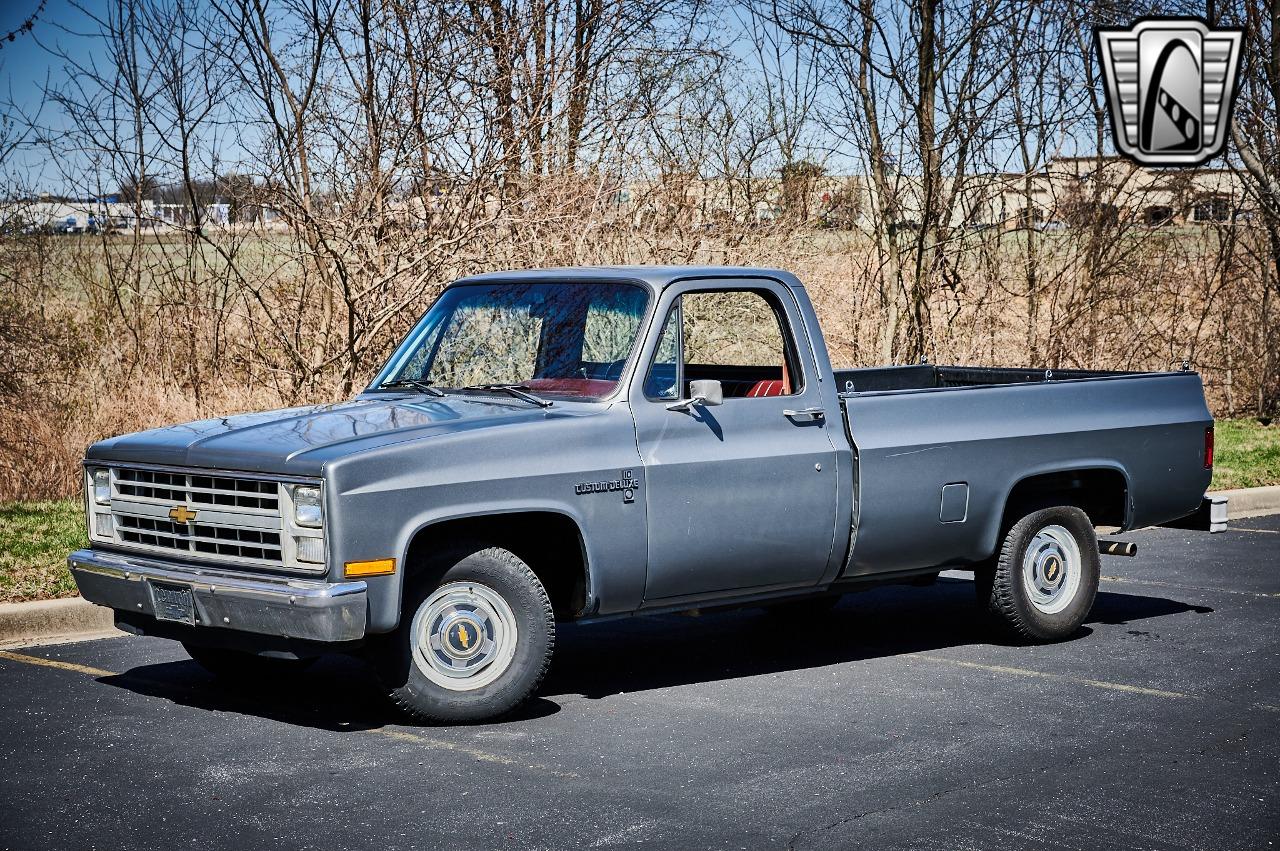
150, 581, 196, 625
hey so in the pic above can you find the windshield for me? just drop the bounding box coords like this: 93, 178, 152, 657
375, 281, 650, 400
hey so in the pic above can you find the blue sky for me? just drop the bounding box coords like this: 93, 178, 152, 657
1, 0, 101, 187
0, 0, 1140, 194
1, 0, 95, 110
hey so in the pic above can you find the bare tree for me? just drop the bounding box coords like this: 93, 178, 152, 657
1221, 0, 1279, 416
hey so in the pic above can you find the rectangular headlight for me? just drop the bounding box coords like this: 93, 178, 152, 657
292, 485, 323, 528
91, 468, 110, 505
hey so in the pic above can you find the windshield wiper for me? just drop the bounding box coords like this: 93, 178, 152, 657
378, 378, 445, 397
461, 383, 553, 408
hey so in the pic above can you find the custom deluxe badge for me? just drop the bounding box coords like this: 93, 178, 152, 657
574, 469, 637, 503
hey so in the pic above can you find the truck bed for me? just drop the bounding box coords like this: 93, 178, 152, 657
833, 364, 1213, 580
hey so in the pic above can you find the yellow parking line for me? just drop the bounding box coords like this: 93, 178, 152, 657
1101, 575, 1280, 599
913, 659, 1280, 714
908, 653, 1191, 699
371, 728, 578, 779
0, 649, 117, 678
0, 647, 576, 778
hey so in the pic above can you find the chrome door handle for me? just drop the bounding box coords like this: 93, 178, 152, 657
783, 407, 825, 422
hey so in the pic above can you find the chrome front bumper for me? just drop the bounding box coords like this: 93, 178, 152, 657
68, 549, 367, 643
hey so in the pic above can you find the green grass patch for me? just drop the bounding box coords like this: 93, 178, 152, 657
1211, 418, 1280, 491
0, 500, 85, 603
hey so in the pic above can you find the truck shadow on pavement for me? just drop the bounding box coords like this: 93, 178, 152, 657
97, 656, 566, 731
97, 577, 1212, 728
541, 578, 1214, 701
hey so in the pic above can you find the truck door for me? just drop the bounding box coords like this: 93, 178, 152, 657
630, 280, 839, 601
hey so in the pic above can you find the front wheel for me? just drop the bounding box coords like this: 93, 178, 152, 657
976, 506, 1100, 642
376, 546, 554, 724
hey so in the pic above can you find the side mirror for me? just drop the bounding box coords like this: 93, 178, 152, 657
666, 379, 723, 412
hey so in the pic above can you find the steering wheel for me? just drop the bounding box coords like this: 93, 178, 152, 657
579, 359, 627, 380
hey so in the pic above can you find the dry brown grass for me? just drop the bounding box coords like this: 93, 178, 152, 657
0, 218, 1273, 504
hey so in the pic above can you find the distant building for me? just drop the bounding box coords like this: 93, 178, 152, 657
3, 158, 1254, 236
1, 198, 284, 233
0, 199, 156, 233
612, 156, 1254, 233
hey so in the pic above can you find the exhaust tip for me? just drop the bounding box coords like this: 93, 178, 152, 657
1099, 540, 1138, 557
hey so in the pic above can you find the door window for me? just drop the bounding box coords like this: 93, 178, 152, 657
645, 289, 802, 400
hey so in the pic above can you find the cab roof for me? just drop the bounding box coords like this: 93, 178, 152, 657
451, 265, 805, 291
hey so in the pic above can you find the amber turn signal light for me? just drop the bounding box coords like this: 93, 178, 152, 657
344, 558, 396, 578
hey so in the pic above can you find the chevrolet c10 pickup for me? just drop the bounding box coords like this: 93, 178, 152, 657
69, 266, 1224, 722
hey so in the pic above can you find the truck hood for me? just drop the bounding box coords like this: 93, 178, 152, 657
85, 394, 565, 475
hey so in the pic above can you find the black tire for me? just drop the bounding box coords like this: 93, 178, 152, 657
977, 506, 1100, 642
183, 643, 315, 682
375, 546, 554, 724
763, 593, 842, 619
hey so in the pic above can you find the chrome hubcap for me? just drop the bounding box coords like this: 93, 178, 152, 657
411, 582, 518, 691
1022, 524, 1082, 615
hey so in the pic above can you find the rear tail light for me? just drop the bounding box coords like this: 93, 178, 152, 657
1204, 426, 1214, 469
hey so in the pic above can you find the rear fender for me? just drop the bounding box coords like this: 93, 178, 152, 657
983, 461, 1133, 561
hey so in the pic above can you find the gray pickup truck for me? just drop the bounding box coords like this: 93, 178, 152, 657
70, 266, 1222, 721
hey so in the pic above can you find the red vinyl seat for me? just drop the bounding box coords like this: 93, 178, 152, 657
746, 380, 786, 398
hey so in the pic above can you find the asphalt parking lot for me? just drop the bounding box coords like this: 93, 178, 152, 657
1, 517, 1278, 851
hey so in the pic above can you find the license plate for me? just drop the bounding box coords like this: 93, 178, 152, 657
150, 582, 195, 625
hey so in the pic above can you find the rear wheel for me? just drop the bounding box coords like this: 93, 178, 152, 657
376, 546, 554, 724
977, 506, 1100, 642
183, 643, 315, 682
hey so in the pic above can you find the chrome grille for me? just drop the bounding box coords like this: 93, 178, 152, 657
116, 468, 279, 513
106, 466, 299, 569
116, 514, 283, 562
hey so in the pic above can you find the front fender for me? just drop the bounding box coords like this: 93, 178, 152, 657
318, 402, 649, 632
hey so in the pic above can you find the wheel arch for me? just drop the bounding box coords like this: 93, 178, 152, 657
399, 508, 592, 624
982, 463, 1132, 561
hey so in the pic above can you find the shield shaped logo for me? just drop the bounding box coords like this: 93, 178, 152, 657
1095, 17, 1244, 166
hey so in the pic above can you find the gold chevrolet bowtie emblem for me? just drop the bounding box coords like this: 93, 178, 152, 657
458, 625, 470, 649
168, 505, 198, 525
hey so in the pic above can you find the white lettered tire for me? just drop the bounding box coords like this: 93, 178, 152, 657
376, 546, 554, 723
